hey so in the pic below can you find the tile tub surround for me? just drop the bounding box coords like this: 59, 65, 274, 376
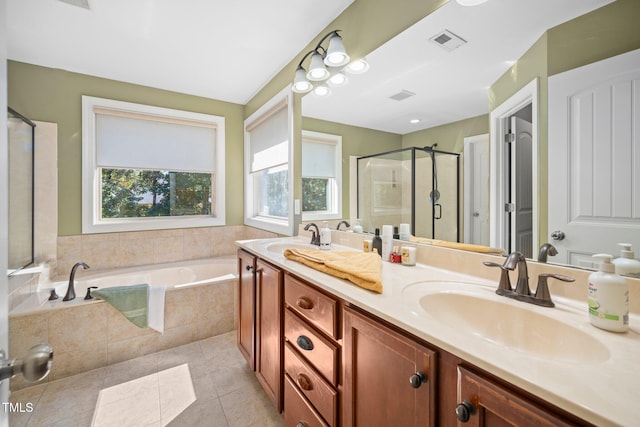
9, 273, 236, 391
55, 225, 277, 277
9, 332, 284, 427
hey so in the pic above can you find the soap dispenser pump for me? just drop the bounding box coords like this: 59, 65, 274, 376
612, 243, 640, 279
588, 254, 629, 333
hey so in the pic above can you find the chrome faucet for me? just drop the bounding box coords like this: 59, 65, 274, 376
336, 220, 350, 231
63, 262, 90, 301
303, 223, 321, 246
484, 252, 574, 308
537, 243, 558, 263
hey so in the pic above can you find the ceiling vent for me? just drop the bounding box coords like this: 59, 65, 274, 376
429, 30, 467, 51
389, 89, 416, 101
57, 0, 92, 10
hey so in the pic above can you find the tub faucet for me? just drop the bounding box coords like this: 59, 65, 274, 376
336, 220, 350, 231
63, 262, 90, 301
537, 243, 558, 263
303, 223, 321, 246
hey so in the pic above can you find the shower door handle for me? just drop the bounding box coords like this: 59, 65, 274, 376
434, 204, 442, 220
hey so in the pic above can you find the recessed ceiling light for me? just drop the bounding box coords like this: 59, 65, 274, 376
409, 119, 421, 124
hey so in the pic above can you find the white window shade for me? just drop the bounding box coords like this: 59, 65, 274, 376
248, 106, 288, 173
96, 113, 216, 172
302, 140, 336, 177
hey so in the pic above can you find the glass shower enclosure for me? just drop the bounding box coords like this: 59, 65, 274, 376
357, 146, 460, 241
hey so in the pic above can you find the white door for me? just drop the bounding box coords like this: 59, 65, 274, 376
511, 117, 533, 258
548, 48, 640, 268
463, 134, 490, 246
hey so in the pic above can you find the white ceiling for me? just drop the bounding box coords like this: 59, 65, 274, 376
302, 0, 614, 135
6, 0, 354, 104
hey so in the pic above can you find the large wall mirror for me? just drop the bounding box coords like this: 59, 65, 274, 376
7, 107, 35, 275
300, 0, 639, 272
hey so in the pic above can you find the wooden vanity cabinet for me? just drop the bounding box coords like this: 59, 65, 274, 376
283, 274, 341, 427
236, 249, 284, 412
237, 249, 256, 369
342, 306, 437, 427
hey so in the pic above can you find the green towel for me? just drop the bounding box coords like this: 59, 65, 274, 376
93, 284, 149, 328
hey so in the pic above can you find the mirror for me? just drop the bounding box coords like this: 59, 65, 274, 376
7, 107, 35, 275
301, 0, 633, 270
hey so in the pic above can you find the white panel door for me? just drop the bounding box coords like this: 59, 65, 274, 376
548, 48, 640, 268
511, 117, 533, 258
463, 134, 490, 245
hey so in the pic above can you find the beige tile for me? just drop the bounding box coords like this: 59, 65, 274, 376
80, 238, 122, 271
158, 364, 197, 424
29, 369, 105, 425
154, 235, 184, 264
165, 396, 228, 426
92, 377, 161, 427
196, 312, 234, 341
118, 236, 155, 268
49, 348, 108, 381
102, 353, 160, 388
156, 324, 198, 353
106, 302, 156, 343
98, 370, 158, 406
9, 382, 47, 427
48, 303, 107, 353
164, 287, 199, 330
107, 333, 159, 365
183, 227, 214, 260
9, 312, 49, 359
218, 380, 283, 427
56, 235, 82, 277
155, 341, 203, 372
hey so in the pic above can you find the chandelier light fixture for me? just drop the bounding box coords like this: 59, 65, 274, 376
292, 30, 369, 97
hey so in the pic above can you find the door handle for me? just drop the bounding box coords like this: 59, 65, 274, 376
551, 230, 565, 241
0, 344, 53, 383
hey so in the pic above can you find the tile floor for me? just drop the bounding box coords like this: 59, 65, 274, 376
9, 331, 284, 427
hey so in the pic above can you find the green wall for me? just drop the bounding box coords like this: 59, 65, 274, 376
8, 61, 245, 236
489, 0, 640, 246
302, 117, 402, 219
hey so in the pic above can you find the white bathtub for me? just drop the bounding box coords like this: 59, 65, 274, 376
10, 256, 237, 316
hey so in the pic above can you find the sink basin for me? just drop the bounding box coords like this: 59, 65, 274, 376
265, 242, 318, 254
403, 282, 610, 364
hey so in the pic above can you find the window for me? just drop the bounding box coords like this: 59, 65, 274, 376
244, 87, 294, 235
82, 96, 225, 233
301, 130, 342, 220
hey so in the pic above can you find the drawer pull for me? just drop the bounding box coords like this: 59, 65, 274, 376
296, 296, 314, 310
409, 371, 427, 388
296, 335, 314, 351
296, 373, 313, 391
455, 400, 476, 423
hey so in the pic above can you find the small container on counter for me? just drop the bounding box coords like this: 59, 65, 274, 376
401, 246, 416, 266
363, 239, 372, 253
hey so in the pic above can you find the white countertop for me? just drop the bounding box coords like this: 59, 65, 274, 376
237, 236, 640, 427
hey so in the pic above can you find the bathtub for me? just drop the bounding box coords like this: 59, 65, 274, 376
10, 256, 237, 316
9, 256, 239, 388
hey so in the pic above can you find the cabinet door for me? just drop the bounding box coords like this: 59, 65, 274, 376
237, 250, 256, 370
456, 366, 576, 427
255, 258, 284, 411
343, 306, 437, 427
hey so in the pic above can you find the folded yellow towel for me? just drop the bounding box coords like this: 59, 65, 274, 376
409, 236, 505, 255
283, 249, 383, 294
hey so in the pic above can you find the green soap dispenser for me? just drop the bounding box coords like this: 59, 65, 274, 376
588, 254, 629, 333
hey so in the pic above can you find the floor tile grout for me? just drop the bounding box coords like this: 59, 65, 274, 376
10, 331, 283, 427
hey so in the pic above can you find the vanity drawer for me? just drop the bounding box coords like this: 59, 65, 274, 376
285, 275, 339, 339
285, 343, 337, 426
285, 309, 339, 386
284, 374, 329, 427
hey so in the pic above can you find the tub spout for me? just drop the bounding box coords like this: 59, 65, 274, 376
63, 262, 90, 301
